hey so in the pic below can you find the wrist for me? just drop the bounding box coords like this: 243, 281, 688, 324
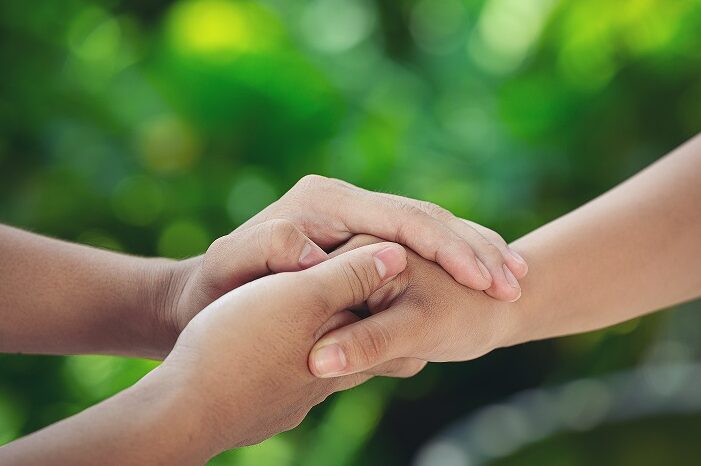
135, 257, 192, 359
488, 295, 528, 351
159, 348, 246, 456
495, 244, 537, 350
128, 362, 220, 464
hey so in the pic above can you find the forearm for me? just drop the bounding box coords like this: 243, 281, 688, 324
0, 225, 179, 358
505, 134, 701, 346
0, 365, 213, 465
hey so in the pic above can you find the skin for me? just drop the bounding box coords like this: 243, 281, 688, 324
309, 134, 701, 377
0, 175, 525, 360
235, 175, 527, 300
2, 130, 698, 458
1, 174, 519, 461
0, 243, 410, 465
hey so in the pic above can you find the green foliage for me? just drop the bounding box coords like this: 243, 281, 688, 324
1, 0, 700, 464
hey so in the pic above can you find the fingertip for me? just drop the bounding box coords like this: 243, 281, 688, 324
299, 242, 328, 268
503, 264, 520, 288
444, 267, 484, 291
475, 258, 493, 286
485, 285, 522, 302
510, 263, 529, 280
437, 244, 492, 290
309, 341, 347, 378
507, 287, 522, 302
503, 258, 528, 280
506, 248, 528, 278
373, 243, 407, 280
484, 267, 522, 302
454, 259, 493, 291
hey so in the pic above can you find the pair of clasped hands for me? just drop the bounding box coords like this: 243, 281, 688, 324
5, 135, 701, 465
158, 175, 529, 457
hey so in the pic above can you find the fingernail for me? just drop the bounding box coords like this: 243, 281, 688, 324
373, 246, 405, 279
299, 243, 326, 268
311, 344, 346, 377
509, 248, 527, 266
503, 264, 519, 288
476, 259, 492, 282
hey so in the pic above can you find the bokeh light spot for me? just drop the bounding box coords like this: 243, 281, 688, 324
136, 115, 202, 175
471, 404, 530, 458
226, 171, 278, 225
415, 441, 471, 466
557, 379, 612, 431
68, 7, 121, 62
410, 0, 466, 54
300, 0, 376, 53
469, 0, 555, 75
167, 0, 283, 57
558, 38, 616, 91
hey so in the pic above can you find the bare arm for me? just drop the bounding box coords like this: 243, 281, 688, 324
308, 134, 701, 376
0, 366, 211, 466
0, 225, 173, 358
0, 175, 527, 358
0, 243, 407, 465
507, 133, 701, 345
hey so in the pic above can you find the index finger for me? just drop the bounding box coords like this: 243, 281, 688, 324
333, 190, 492, 290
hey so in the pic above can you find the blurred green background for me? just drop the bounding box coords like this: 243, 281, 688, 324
1, 0, 701, 464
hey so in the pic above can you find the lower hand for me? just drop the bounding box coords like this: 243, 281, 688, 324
159, 242, 412, 456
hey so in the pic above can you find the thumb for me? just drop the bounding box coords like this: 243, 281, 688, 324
308, 304, 417, 378
302, 242, 407, 319
203, 219, 327, 292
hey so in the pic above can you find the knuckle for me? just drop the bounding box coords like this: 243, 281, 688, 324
489, 230, 507, 247
200, 235, 228, 285
480, 242, 504, 263
341, 261, 373, 304
264, 219, 301, 256
479, 227, 508, 249
307, 274, 335, 316
271, 219, 300, 246
392, 202, 432, 242
396, 200, 426, 218
201, 233, 235, 274
205, 234, 228, 258
295, 174, 330, 191
353, 319, 392, 364
460, 219, 508, 249
420, 200, 454, 221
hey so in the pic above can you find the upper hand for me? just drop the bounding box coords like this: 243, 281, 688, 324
236, 175, 528, 300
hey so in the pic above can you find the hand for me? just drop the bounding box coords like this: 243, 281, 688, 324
308, 235, 519, 378
159, 242, 413, 455
235, 175, 528, 300
158, 218, 329, 343
153, 175, 527, 355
